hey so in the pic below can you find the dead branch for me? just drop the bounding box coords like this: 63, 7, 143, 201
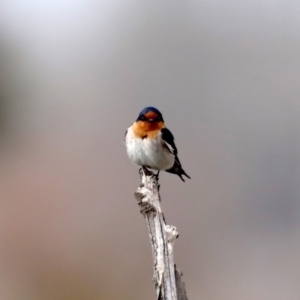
134, 168, 188, 300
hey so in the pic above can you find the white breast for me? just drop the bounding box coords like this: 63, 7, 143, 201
125, 127, 174, 171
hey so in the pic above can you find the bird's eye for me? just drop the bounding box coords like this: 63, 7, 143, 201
140, 116, 146, 121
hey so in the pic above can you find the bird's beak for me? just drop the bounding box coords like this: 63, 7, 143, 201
148, 119, 155, 122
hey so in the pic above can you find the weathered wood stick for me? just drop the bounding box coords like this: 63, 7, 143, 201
134, 167, 188, 300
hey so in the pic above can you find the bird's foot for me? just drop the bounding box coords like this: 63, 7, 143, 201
154, 171, 160, 184
139, 166, 153, 177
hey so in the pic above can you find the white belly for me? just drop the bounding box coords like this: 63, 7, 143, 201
125, 128, 174, 170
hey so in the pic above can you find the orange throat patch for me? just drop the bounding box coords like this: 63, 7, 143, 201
132, 121, 165, 139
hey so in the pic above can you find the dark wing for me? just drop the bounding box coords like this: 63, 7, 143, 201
124, 128, 128, 146
124, 129, 128, 140
161, 128, 191, 182
161, 128, 178, 156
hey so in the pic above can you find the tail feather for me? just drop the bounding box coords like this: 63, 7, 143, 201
165, 162, 191, 182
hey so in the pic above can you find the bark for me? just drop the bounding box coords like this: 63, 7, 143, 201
134, 167, 188, 300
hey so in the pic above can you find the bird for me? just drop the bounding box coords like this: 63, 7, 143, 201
125, 107, 190, 182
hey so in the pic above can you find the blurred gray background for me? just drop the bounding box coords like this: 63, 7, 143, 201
0, 0, 299, 299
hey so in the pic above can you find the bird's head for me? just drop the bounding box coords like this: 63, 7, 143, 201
136, 107, 164, 123
135, 107, 165, 133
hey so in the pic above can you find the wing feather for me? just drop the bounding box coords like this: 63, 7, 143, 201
161, 128, 177, 155
161, 128, 191, 181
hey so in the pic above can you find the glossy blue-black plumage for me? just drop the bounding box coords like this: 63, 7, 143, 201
136, 107, 164, 122
161, 128, 191, 182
